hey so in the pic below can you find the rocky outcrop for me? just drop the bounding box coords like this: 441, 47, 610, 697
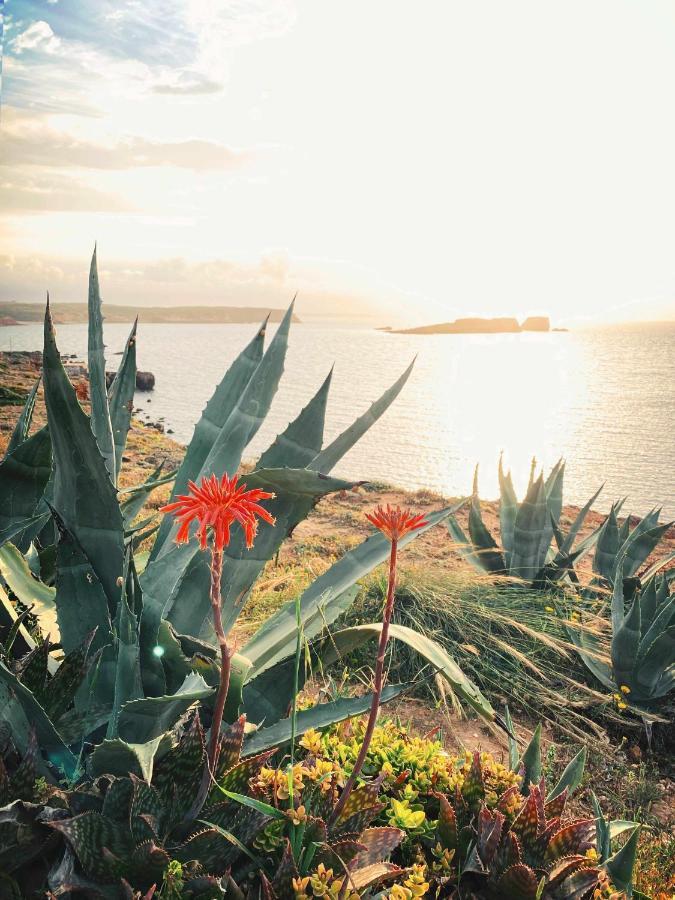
392, 316, 552, 335
105, 370, 155, 391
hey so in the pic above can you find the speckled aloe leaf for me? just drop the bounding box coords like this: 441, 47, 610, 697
0, 660, 77, 777
42, 302, 125, 613
243, 684, 410, 756
153, 713, 205, 816
436, 794, 458, 849
44, 629, 97, 723
495, 863, 539, 899
5, 375, 40, 457
175, 826, 240, 873
509, 475, 549, 581
0, 427, 51, 548
129, 775, 162, 844
214, 715, 246, 777
87, 248, 116, 480
511, 791, 540, 856
108, 318, 137, 483
151, 316, 267, 559
49, 811, 130, 880
555, 867, 602, 897
461, 750, 486, 811
544, 819, 595, 862
349, 827, 404, 869
349, 863, 403, 892
7, 729, 39, 801
243, 502, 465, 680
316, 622, 495, 722
211, 749, 276, 799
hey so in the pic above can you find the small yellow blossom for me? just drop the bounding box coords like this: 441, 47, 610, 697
617, 700, 628, 710
620, 684, 631, 694
286, 804, 307, 826
299, 728, 323, 755
545, 606, 555, 613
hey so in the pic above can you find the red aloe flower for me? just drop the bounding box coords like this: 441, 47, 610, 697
329, 502, 428, 825
161, 473, 276, 551
365, 504, 428, 541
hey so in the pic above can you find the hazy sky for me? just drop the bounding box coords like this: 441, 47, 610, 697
2, 1, 675, 324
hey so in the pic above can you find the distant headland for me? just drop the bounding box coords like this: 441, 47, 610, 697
381, 316, 567, 335
0, 302, 300, 326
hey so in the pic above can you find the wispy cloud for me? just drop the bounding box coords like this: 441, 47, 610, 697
0, 172, 132, 212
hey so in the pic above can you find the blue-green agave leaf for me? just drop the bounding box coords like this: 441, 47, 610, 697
108, 318, 137, 482
5, 376, 41, 457
86, 247, 116, 479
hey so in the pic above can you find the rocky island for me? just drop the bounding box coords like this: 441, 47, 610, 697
391, 315, 551, 334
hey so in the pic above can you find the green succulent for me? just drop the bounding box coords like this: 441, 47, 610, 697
568, 571, 675, 709
446, 458, 608, 588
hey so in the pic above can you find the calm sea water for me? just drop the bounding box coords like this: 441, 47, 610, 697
2, 321, 674, 518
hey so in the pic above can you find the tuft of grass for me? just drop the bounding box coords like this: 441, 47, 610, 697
336, 566, 629, 743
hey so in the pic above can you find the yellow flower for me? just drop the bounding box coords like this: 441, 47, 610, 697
300, 728, 323, 755
545, 606, 555, 613
293, 876, 310, 900
620, 684, 631, 695
617, 700, 627, 710
404, 864, 429, 898
585, 847, 599, 861
388, 886, 412, 900
286, 804, 307, 826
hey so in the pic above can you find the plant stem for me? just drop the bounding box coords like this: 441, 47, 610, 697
187, 546, 231, 821
328, 539, 398, 826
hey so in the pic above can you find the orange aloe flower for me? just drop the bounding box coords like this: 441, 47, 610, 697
365, 504, 428, 542
161, 473, 276, 551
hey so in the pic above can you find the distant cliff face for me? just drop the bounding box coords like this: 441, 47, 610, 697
393, 315, 551, 335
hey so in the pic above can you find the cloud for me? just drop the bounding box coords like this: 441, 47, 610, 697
0, 173, 132, 213
11, 20, 61, 54
1, 120, 250, 171
152, 72, 223, 95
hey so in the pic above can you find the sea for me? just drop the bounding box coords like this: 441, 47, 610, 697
2, 320, 674, 519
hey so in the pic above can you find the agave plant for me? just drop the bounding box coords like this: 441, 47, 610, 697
568, 571, 675, 710
446, 458, 607, 588
0, 249, 494, 793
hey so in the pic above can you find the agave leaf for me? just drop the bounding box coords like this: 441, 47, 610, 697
637, 592, 675, 664
544, 459, 565, 529
87, 248, 116, 479
242, 503, 463, 677
42, 303, 125, 613
640, 553, 675, 585
140, 307, 293, 694
317, 623, 494, 721
107, 564, 143, 740
116, 672, 213, 744
604, 824, 641, 891
108, 318, 137, 482
257, 368, 333, 469
509, 476, 549, 582
0, 660, 77, 777
5, 376, 41, 457
518, 724, 541, 791
611, 595, 641, 690
308, 359, 415, 474
504, 705, 519, 771
241, 589, 358, 725
593, 505, 621, 581
243, 683, 410, 755
151, 317, 266, 559
53, 527, 113, 659
120, 461, 174, 528
467, 469, 505, 573
446, 514, 492, 573
89, 734, 168, 782
498, 455, 518, 566
553, 484, 604, 561
566, 626, 615, 690
620, 520, 673, 581
0, 583, 39, 660
547, 747, 586, 801
0, 542, 57, 637
0, 428, 51, 549
633, 626, 675, 698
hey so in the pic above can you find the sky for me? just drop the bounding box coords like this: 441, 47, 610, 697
2, 1, 675, 325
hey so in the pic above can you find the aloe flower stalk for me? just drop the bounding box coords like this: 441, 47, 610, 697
329, 505, 427, 825
161, 473, 275, 814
